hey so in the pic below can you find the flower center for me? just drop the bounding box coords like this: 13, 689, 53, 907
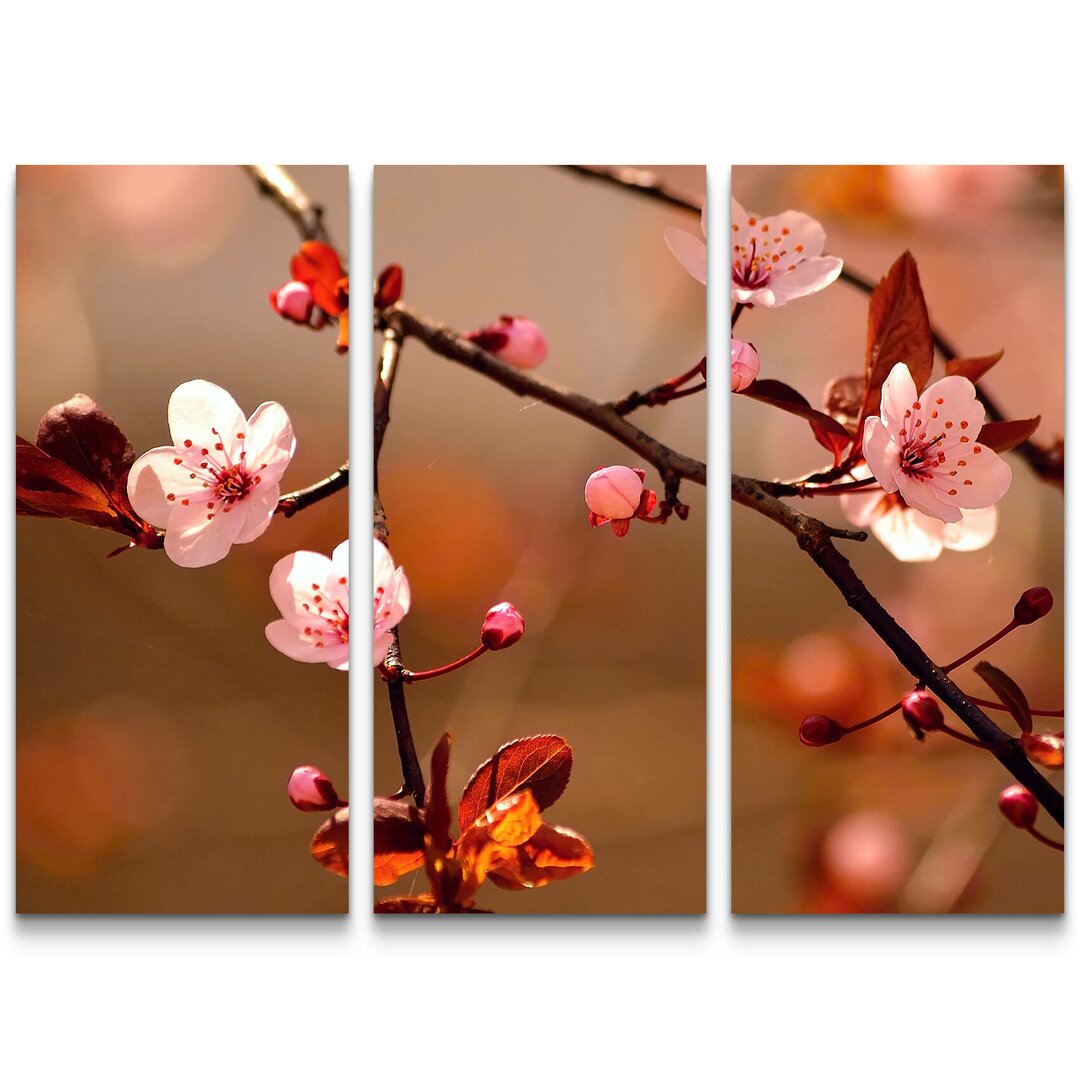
303, 583, 349, 650
732, 238, 772, 290
899, 431, 947, 479
214, 463, 253, 502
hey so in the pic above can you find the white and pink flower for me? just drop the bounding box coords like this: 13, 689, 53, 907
584, 465, 657, 537
465, 315, 548, 369
731, 339, 759, 391
373, 539, 410, 667
840, 466, 998, 562
862, 363, 1012, 524
665, 206, 707, 285
266, 540, 350, 670
127, 379, 295, 568
731, 198, 843, 307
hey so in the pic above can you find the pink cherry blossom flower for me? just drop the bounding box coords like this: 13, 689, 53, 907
664, 205, 707, 285
863, 363, 1012, 524
584, 465, 657, 537
270, 280, 315, 324
127, 379, 296, 568
373, 539, 410, 667
840, 465, 998, 562
731, 339, 759, 392
731, 198, 843, 307
465, 315, 548, 368
265, 540, 350, 670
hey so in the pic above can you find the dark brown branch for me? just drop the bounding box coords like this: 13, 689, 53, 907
385, 305, 706, 489
276, 463, 349, 517
557, 165, 703, 214
612, 357, 706, 416
732, 474, 1064, 827
242, 165, 329, 243
374, 328, 425, 807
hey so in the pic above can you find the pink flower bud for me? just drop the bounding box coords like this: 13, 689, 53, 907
901, 690, 944, 732
585, 466, 645, 521
481, 602, 526, 650
1014, 586, 1053, 625
998, 784, 1038, 829
731, 339, 760, 391
271, 280, 316, 324
1021, 731, 1064, 769
799, 714, 845, 747
467, 315, 547, 368
288, 765, 341, 812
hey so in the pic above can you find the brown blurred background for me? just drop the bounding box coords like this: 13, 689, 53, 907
732, 165, 1064, 914
16, 166, 349, 913
373, 166, 707, 913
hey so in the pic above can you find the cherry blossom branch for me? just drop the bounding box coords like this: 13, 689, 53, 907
383, 305, 706, 489
276, 463, 349, 517
242, 165, 330, 244
373, 327, 426, 808
732, 473, 1065, 828
557, 165, 703, 214
612, 357, 706, 415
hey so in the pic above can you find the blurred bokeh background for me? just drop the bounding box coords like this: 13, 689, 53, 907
374, 166, 706, 913
731, 165, 1064, 913
16, 166, 349, 913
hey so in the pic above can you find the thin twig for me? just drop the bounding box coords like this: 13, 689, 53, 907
385, 305, 706, 488
732, 473, 1064, 828
276, 463, 349, 517
242, 165, 329, 243
557, 165, 703, 214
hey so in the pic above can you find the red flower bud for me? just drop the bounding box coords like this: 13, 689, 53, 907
1014, 587, 1053, 625
271, 280, 315, 324
466, 315, 547, 369
288, 765, 341, 812
901, 690, 944, 732
1020, 731, 1064, 770
997, 784, 1038, 830
799, 714, 845, 747
481, 602, 525, 650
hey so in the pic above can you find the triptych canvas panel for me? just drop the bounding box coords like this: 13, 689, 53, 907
13, 165, 1062, 915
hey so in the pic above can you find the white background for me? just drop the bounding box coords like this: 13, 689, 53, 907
1, 1, 1073, 1077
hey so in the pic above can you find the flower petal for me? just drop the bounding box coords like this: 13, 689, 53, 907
760, 210, 827, 259
163, 495, 246, 567
270, 550, 335, 624
126, 447, 200, 529
896, 473, 963, 523
664, 226, 707, 285
168, 380, 246, 451
930, 444, 1012, 510
266, 619, 349, 667
244, 401, 296, 484
862, 417, 900, 493
762, 256, 843, 306
233, 482, 280, 544
942, 506, 998, 552
871, 506, 945, 562
879, 363, 918, 432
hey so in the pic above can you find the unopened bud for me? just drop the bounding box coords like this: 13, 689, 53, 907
481, 602, 525, 650
1014, 586, 1053, 625
585, 465, 645, 521
902, 690, 944, 732
1021, 731, 1064, 770
467, 315, 547, 369
730, 339, 760, 392
271, 280, 315, 324
799, 714, 845, 747
997, 784, 1038, 830
288, 765, 341, 812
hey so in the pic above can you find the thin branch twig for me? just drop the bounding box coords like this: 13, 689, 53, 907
276, 463, 349, 517
242, 165, 329, 243
384, 305, 706, 488
732, 474, 1064, 827
557, 165, 703, 214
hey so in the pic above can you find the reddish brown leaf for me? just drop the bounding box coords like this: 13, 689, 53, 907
310, 806, 349, 877
291, 241, 348, 316
375, 264, 403, 308
487, 824, 596, 891
974, 661, 1032, 734
822, 374, 866, 433
373, 796, 426, 886
374, 897, 492, 914
978, 416, 1041, 453
36, 393, 134, 499
946, 349, 1004, 384
741, 379, 854, 464
426, 734, 453, 857
862, 251, 934, 424
458, 735, 572, 834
